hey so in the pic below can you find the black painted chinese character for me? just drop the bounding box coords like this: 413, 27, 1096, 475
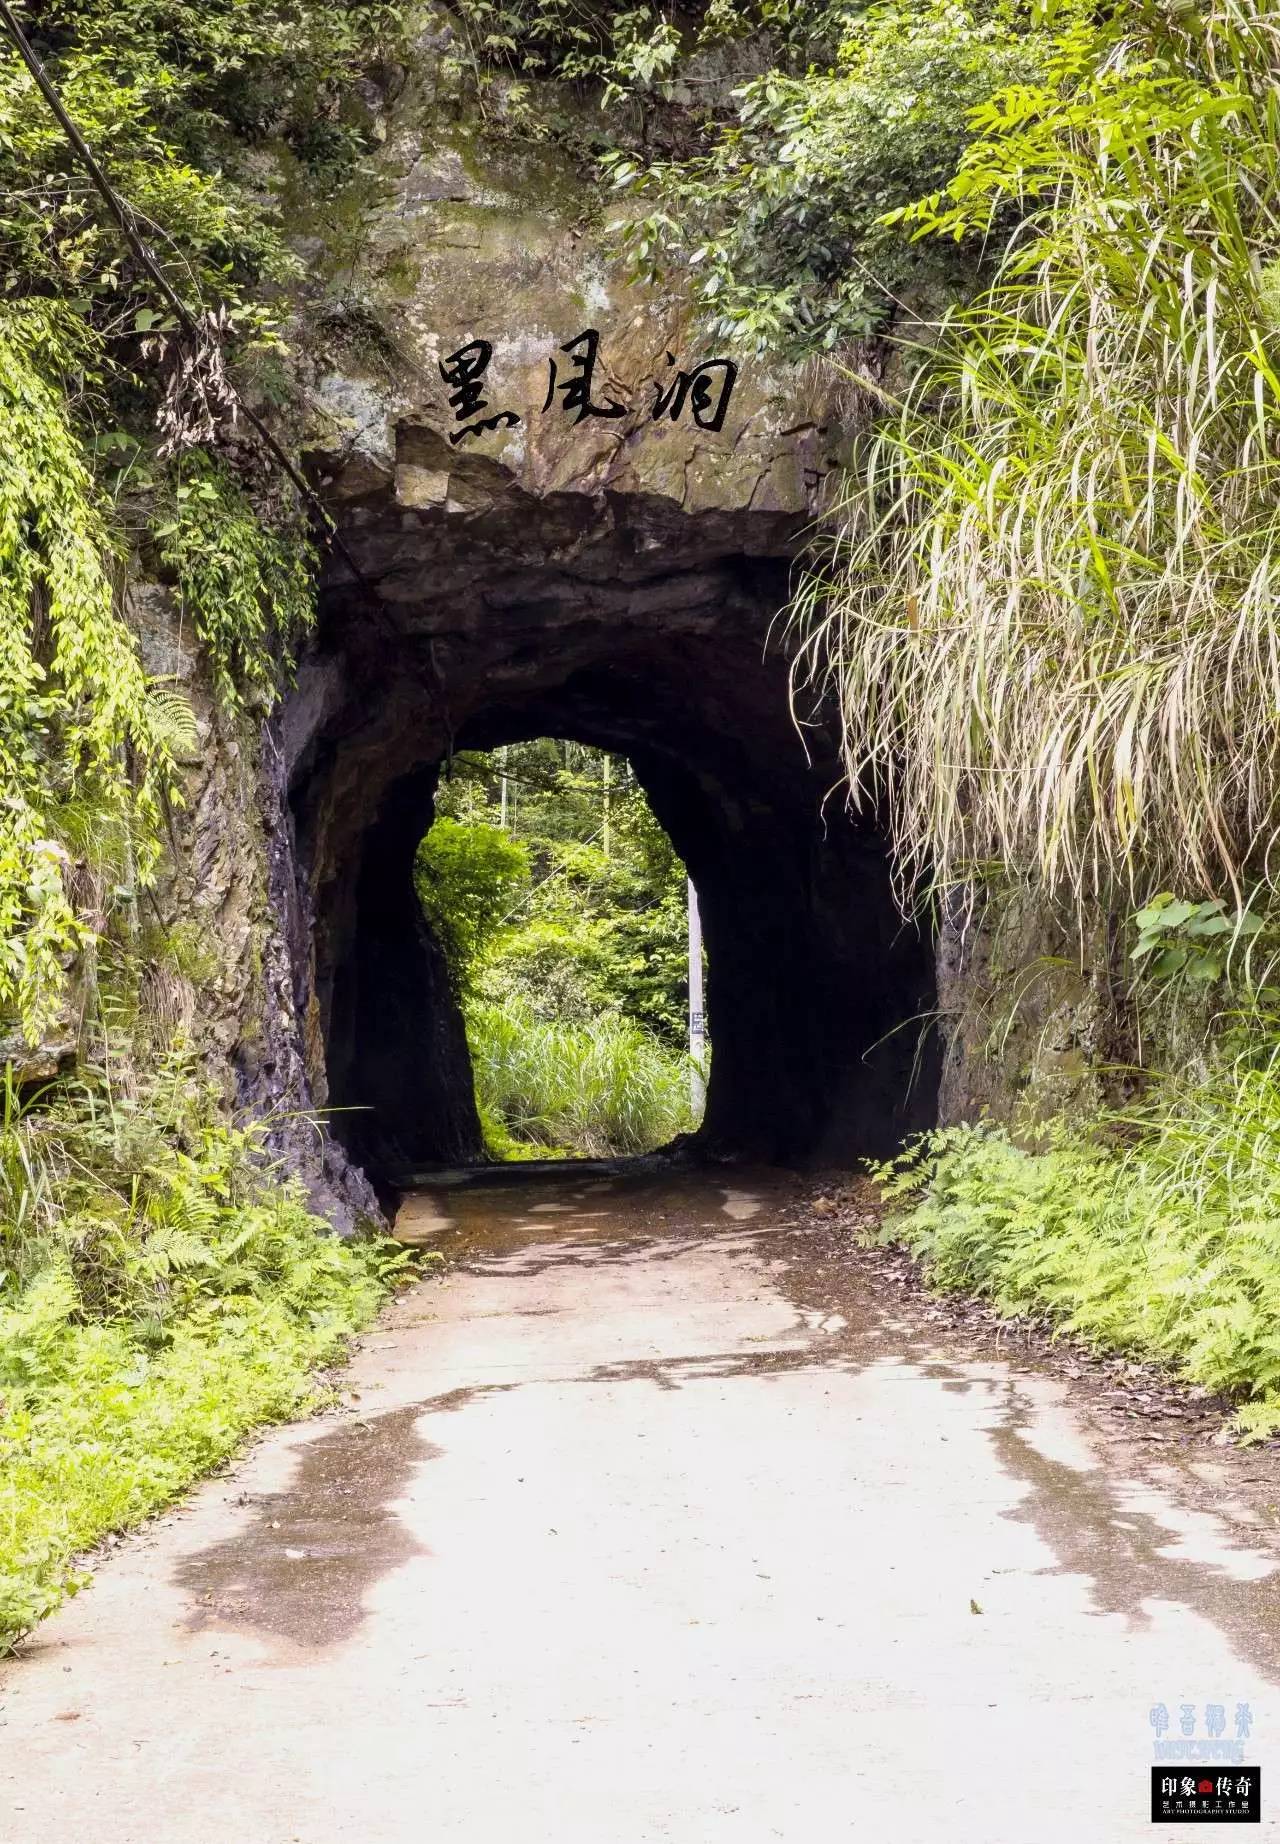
439, 339, 522, 447
542, 329, 627, 424
651, 352, 738, 433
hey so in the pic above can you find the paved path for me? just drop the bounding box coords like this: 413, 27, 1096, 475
2, 1168, 1279, 1841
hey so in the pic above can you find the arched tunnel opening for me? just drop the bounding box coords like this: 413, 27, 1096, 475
277, 442, 940, 1198
414, 737, 707, 1161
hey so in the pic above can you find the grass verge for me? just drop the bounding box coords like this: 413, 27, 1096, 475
878, 1062, 1280, 1443
0, 1068, 407, 1650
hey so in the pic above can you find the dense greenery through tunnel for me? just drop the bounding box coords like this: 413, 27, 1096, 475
417, 741, 705, 1160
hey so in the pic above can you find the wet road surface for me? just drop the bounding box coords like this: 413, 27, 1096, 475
2, 1167, 1279, 1840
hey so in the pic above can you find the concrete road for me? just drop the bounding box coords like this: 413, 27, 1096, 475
2, 1168, 1279, 1842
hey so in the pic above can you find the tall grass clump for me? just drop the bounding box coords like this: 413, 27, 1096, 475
0, 1063, 406, 1650
467, 996, 698, 1157
790, 0, 1280, 913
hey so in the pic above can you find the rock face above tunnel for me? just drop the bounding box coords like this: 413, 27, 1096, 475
294, 89, 836, 551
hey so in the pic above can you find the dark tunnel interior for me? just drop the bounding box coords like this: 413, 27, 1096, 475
276, 461, 939, 1193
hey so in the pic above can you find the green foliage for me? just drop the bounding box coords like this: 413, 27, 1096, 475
589, 876, 689, 1043
877, 1072, 1280, 1442
606, 0, 1060, 355
1131, 893, 1264, 990
435, 0, 843, 148
790, 0, 1280, 912
434, 742, 692, 1042
154, 458, 316, 708
468, 993, 697, 1155
415, 818, 531, 994
479, 918, 612, 1024
1, 0, 401, 319
0, 301, 174, 1043
0, 1060, 406, 1648
0, 0, 403, 1042
440, 0, 686, 122
884, 864, 1280, 1442
477, 840, 690, 1040
426, 743, 700, 1155
0, 297, 312, 1045
770, 2, 1280, 1448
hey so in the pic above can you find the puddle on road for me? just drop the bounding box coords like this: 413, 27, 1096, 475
175, 1405, 437, 1651
172, 1165, 1280, 1676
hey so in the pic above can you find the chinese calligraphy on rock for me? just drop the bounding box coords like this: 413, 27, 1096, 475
438, 328, 740, 444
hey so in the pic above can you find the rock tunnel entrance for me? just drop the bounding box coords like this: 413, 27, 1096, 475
278, 438, 939, 1194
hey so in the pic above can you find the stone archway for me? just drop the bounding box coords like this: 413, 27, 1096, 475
274, 426, 938, 1192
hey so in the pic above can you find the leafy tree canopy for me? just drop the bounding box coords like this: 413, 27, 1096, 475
605, 0, 1072, 356
429, 741, 692, 1044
